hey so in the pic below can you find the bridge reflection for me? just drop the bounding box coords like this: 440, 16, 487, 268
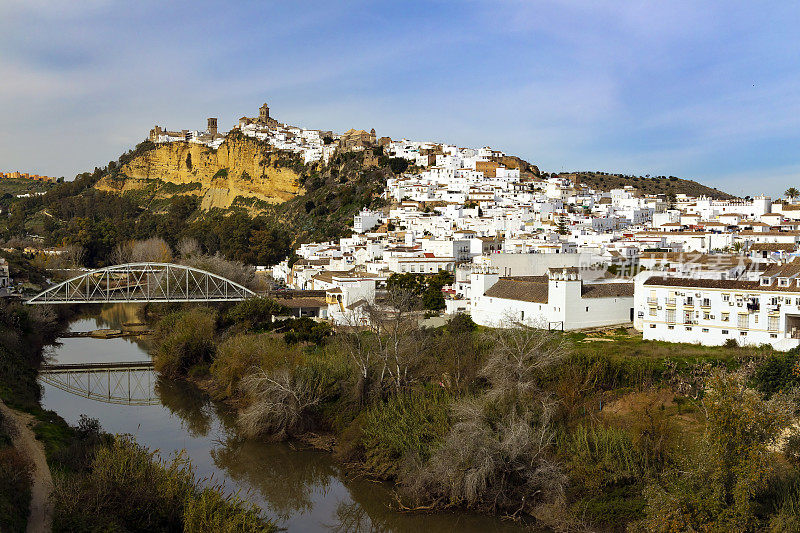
40, 361, 158, 406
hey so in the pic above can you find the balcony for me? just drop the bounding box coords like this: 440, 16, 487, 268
647, 297, 658, 305
665, 298, 677, 306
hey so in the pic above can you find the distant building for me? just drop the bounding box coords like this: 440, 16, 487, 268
207, 117, 218, 135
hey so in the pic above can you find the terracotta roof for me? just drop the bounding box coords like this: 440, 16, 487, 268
485, 278, 549, 303
281, 297, 327, 308
750, 243, 796, 252
483, 277, 633, 303
581, 283, 634, 298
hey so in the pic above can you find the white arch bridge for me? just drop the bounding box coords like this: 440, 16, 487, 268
25, 262, 256, 304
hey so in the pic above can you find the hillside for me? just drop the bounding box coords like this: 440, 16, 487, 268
1, 132, 394, 266
561, 171, 735, 199
95, 133, 304, 212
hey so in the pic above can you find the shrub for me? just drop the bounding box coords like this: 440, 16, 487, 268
153, 308, 217, 378
0, 447, 32, 533
751, 353, 800, 398
211, 333, 301, 397
221, 297, 287, 332
561, 425, 646, 491
360, 388, 451, 478
52, 436, 275, 532
183, 487, 276, 532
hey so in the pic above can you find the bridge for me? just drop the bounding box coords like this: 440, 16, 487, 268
26, 262, 256, 304
40, 361, 158, 406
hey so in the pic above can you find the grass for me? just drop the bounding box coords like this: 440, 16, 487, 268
360, 388, 452, 478
52, 435, 277, 532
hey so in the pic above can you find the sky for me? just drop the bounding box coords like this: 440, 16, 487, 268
1, 0, 799, 197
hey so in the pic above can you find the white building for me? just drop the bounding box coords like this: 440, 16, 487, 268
635, 260, 800, 350
354, 209, 382, 233
470, 267, 634, 330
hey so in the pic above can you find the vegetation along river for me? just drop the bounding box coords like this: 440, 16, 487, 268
40, 304, 532, 532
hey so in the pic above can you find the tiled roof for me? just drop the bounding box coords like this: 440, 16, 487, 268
485, 278, 549, 303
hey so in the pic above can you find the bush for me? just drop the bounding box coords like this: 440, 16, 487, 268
0, 447, 32, 533
153, 308, 217, 377
560, 424, 647, 491
221, 297, 287, 332
751, 353, 800, 398
211, 333, 301, 397
52, 436, 275, 532
360, 388, 451, 478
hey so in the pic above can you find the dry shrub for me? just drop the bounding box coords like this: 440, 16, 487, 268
238, 368, 321, 440
182, 253, 255, 289
211, 333, 301, 397
400, 323, 569, 516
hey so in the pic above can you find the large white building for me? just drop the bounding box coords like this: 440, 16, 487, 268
470, 267, 634, 330
635, 261, 800, 350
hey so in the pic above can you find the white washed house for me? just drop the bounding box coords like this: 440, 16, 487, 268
470, 267, 634, 330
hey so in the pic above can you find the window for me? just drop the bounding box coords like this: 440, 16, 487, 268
649, 324, 656, 328
586, 306, 589, 312
702, 298, 711, 307
768, 316, 779, 331
649, 307, 657, 316
686, 296, 694, 305
722, 329, 729, 335
722, 312, 730, 322
685, 326, 692, 331
770, 297, 780, 306
703, 312, 710, 320
786, 298, 792, 305
740, 331, 748, 336
668, 325, 674, 330
702, 328, 709, 333
738, 314, 748, 329
723, 293, 731, 302
755, 315, 759, 324
666, 309, 676, 324
779, 278, 790, 287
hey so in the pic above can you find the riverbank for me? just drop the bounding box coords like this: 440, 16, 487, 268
0, 400, 53, 533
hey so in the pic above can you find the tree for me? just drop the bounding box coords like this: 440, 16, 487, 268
786, 187, 799, 203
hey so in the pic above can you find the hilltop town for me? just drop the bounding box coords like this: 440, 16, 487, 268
0, 171, 58, 182
138, 105, 798, 353
12, 102, 800, 355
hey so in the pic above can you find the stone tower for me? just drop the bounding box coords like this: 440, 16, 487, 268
259, 103, 270, 123
207, 118, 218, 135
369, 128, 376, 144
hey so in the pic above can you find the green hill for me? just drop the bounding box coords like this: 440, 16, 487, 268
560, 171, 735, 199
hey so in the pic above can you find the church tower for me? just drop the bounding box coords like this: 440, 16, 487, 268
259, 103, 270, 123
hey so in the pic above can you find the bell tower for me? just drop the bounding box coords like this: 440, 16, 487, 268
259, 103, 270, 123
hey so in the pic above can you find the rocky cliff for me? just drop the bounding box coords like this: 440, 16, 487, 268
95, 135, 304, 211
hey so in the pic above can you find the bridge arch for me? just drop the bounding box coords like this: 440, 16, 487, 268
26, 262, 257, 304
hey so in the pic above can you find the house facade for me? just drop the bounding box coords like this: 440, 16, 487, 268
635, 261, 800, 350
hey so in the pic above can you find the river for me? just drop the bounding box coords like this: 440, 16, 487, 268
40, 305, 533, 532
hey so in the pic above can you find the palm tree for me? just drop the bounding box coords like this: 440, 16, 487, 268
785, 187, 799, 203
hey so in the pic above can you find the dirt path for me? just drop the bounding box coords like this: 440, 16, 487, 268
0, 401, 53, 533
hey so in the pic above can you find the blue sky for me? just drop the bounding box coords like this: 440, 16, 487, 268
2, 1, 799, 197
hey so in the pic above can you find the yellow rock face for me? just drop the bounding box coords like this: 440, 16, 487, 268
95, 136, 304, 211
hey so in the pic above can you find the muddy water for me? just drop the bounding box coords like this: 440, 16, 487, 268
40, 305, 533, 532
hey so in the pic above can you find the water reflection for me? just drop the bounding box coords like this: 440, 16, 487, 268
212, 437, 335, 519
155, 378, 214, 437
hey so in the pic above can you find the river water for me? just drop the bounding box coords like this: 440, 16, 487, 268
40, 305, 532, 532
